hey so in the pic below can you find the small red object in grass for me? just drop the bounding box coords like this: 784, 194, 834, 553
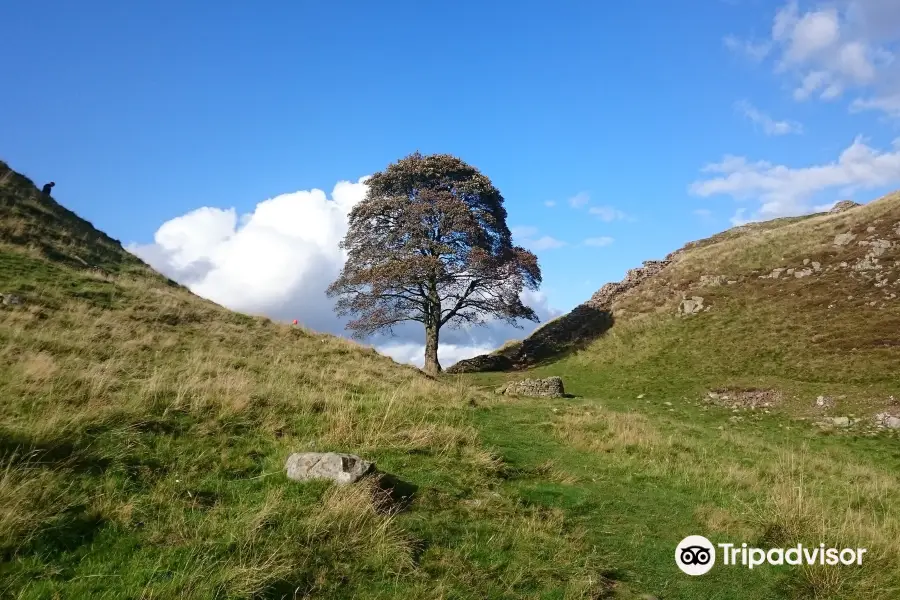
292, 319, 298, 325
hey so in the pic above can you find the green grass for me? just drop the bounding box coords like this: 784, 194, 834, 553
448, 191, 900, 599
0, 249, 627, 599
458, 378, 900, 599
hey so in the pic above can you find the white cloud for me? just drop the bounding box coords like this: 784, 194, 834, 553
779, 5, 840, 64
544, 200, 557, 207
510, 225, 539, 239
530, 236, 567, 250
587, 205, 630, 222
724, 35, 772, 61
689, 136, 900, 222
726, 0, 900, 115
129, 179, 559, 368
735, 100, 804, 134
583, 236, 615, 247
511, 225, 566, 250
851, 91, 900, 117
568, 191, 590, 208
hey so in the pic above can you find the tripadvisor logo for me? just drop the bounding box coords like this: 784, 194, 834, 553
676, 535, 716, 575
675, 536, 868, 576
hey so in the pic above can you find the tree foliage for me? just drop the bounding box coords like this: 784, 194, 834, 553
327, 152, 541, 375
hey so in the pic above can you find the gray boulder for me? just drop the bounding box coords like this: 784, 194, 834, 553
285, 452, 374, 485
498, 376, 565, 398
833, 233, 856, 246
679, 296, 704, 315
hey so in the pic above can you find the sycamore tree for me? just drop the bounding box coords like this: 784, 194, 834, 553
327, 152, 542, 376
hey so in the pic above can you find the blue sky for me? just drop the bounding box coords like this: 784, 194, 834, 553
3, 1, 899, 364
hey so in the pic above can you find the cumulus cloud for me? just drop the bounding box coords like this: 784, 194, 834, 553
689, 136, 900, 222
726, 0, 900, 116
129, 179, 559, 368
735, 100, 803, 135
583, 236, 615, 247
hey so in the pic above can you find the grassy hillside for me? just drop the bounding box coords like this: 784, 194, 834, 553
3, 160, 900, 599
455, 192, 900, 599
0, 164, 630, 599
455, 192, 900, 417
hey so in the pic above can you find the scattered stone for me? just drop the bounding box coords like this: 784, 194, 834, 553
285, 452, 374, 485
766, 268, 786, 279
815, 395, 833, 408
868, 239, 892, 257
0, 294, 23, 306
786, 268, 795, 275
663, 401, 672, 406
706, 388, 781, 410
829, 200, 860, 214
803, 258, 810, 265
794, 268, 813, 278
498, 376, 565, 398
853, 256, 877, 271
679, 296, 705, 315
637, 393, 645, 399
833, 233, 856, 246
874, 413, 900, 429
812, 261, 821, 272
699, 274, 727, 287
867, 226, 876, 233
827, 416, 853, 427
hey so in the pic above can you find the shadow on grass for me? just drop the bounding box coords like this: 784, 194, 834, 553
371, 472, 418, 514
0, 429, 111, 474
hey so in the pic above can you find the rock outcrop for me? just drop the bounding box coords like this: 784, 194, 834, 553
496, 377, 565, 398
586, 259, 676, 309
829, 200, 860, 214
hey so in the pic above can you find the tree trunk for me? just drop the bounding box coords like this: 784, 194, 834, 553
423, 323, 441, 377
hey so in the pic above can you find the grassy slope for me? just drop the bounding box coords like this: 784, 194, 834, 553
457, 193, 900, 599
4, 158, 900, 599
0, 163, 634, 599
